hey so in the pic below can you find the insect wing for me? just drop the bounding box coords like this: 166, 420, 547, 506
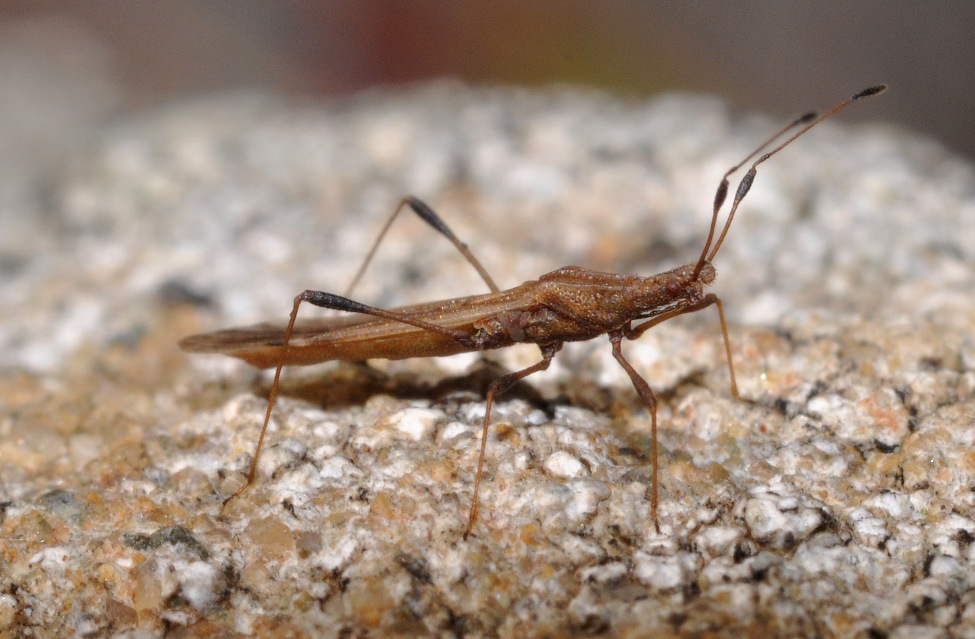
179, 286, 538, 368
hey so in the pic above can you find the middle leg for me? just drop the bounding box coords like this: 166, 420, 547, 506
609, 330, 662, 533
464, 342, 560, 539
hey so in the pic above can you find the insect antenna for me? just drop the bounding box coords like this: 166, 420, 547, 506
693, 111, 817, 279
700, 85, 887, 269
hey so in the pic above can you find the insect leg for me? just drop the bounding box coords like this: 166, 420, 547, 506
609, 331, 662, 533
617, 294, 737, 532
224, 289, 477, 507
345, 196, 500, 296
464, 342, 560, 539
627, 293, 738, 397
293, 290, 476, 342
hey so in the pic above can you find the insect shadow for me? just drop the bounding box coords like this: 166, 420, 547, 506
255, 358, 552, 415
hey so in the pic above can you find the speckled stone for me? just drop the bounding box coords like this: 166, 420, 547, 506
1, 79, 974, 638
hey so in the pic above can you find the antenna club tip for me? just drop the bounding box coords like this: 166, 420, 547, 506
796, 111, 817, 125
853, 85, 888, 100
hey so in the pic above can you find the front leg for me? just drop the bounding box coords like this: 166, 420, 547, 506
628, 293, 738, 398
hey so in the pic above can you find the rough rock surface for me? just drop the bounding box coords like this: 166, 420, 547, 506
1, 82, 973, 637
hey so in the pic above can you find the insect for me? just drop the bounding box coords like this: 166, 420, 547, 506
180, 85, 886, 537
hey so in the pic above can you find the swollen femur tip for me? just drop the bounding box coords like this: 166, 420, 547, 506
853, 85, 887, 100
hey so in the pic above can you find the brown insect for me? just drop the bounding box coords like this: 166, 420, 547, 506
180, 85, 886, 537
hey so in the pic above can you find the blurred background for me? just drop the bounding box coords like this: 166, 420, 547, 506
0, 0, 972, 174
